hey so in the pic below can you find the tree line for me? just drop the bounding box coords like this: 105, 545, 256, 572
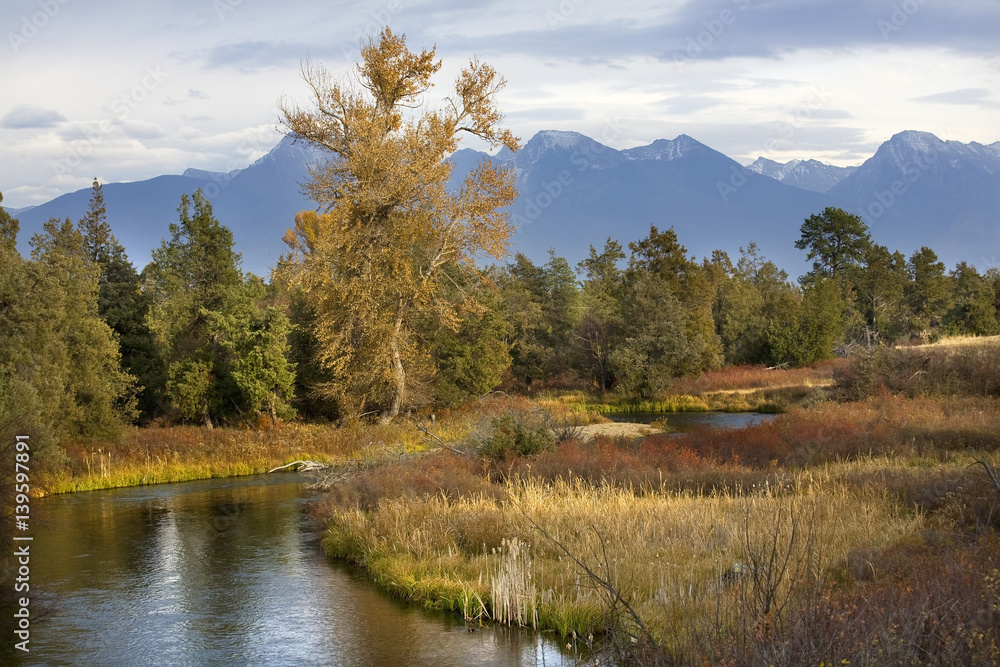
498, 207, 1000, 398
3, 181, 998, 444
3, 29, 999, 444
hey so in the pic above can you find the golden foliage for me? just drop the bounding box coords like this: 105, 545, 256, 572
277, 28, 519, 419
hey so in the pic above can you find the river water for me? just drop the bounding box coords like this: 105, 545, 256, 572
22, 474, 567, 666
606, 410, 778, 431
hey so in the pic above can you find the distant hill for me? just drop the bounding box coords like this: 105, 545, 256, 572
451, 130, 831, 275
747, 157, 856, 193
11, 130, 999, 276
828, 131, 1000, 267
13, 135, 324, 276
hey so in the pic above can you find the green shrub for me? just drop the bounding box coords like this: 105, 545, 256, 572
479, 414, 555, 461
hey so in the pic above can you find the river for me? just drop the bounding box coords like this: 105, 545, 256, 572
22, 474, 568, 666
606, 410, 779, 431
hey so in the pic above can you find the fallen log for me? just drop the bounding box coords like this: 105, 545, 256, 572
267, 460, 331, 473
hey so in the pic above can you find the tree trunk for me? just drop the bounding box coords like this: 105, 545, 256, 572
381, 301, 407, 424
202, 399, 214, 430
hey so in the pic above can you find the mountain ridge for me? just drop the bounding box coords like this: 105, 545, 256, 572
10, 129, 999, 276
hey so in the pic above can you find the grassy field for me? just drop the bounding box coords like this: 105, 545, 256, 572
315, 389, 1000, 665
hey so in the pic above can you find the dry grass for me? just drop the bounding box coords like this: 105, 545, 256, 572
44, 422, 411, 494
669, 362, 841, 395
907, 334, 1000, 349
316, 390, 1000, 662
321, 473, 922, 645
838, 339, 1000, 400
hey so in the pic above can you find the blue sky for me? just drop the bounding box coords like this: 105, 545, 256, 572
1, 0, 998, 208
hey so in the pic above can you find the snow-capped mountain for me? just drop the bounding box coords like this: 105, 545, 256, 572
10, 130, 999, 276
747, 157, 857, 193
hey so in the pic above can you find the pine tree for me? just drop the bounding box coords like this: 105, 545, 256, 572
28, 218, 137, 438
78, 179, 163, 418
145, 191, 295, 424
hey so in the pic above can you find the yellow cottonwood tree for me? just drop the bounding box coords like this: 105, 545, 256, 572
278, 28, 519, 421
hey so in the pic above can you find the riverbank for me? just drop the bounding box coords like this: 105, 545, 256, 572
42, 421, 403, 494
538, 362, 839, 416
314, 394, 1000, 664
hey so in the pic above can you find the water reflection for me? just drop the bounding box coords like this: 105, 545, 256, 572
607, 410, 778, 432
26, 475, 567, 666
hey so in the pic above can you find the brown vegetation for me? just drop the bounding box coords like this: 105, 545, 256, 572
315, 390, 1000, 665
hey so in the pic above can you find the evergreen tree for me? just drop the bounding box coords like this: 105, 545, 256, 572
767, 277, 842, 365
946, 262, 999, 336
497, 254, 552, 388
577, 239, 625, 390
795, 207, 871, 280
427, 268, 512, 407
28, 218, 137, 438
609, 271, 691, 396
849, 243, 909, 345
623, 225, 722, 373
541, 250, 582, 377
208, 277, 297, 420
145, 191, 294, 424
78, 179, 163, 418
906, 246, 949, 339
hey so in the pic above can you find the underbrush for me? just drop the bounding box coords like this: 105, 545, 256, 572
669, 361, 840, 395
838, 339, 1000, 400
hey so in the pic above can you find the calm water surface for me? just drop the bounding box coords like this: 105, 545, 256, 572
606, 411, 779, 431
23, 474, 568, 666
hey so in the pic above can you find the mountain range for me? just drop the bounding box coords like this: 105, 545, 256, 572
6, 130, 999, 277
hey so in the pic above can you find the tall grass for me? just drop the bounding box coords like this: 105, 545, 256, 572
669, 362, 840, 395
44, 422, 404, 494
320, 473, 922, 644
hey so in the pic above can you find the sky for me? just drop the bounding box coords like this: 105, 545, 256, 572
1, 0, 998, 209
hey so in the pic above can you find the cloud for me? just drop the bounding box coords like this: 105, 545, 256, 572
121, 119, 168, 140
188, 89, 209, 99
505, 107, 587, 122
910, 88, 999, 108
1, 104, 67, 129
434, 0, 999, 64
202, 40, 314, 70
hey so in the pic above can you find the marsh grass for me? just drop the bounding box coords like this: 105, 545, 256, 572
321, 473, 921, 645
317, 391, 1000, 662
44, 422, 412, 494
